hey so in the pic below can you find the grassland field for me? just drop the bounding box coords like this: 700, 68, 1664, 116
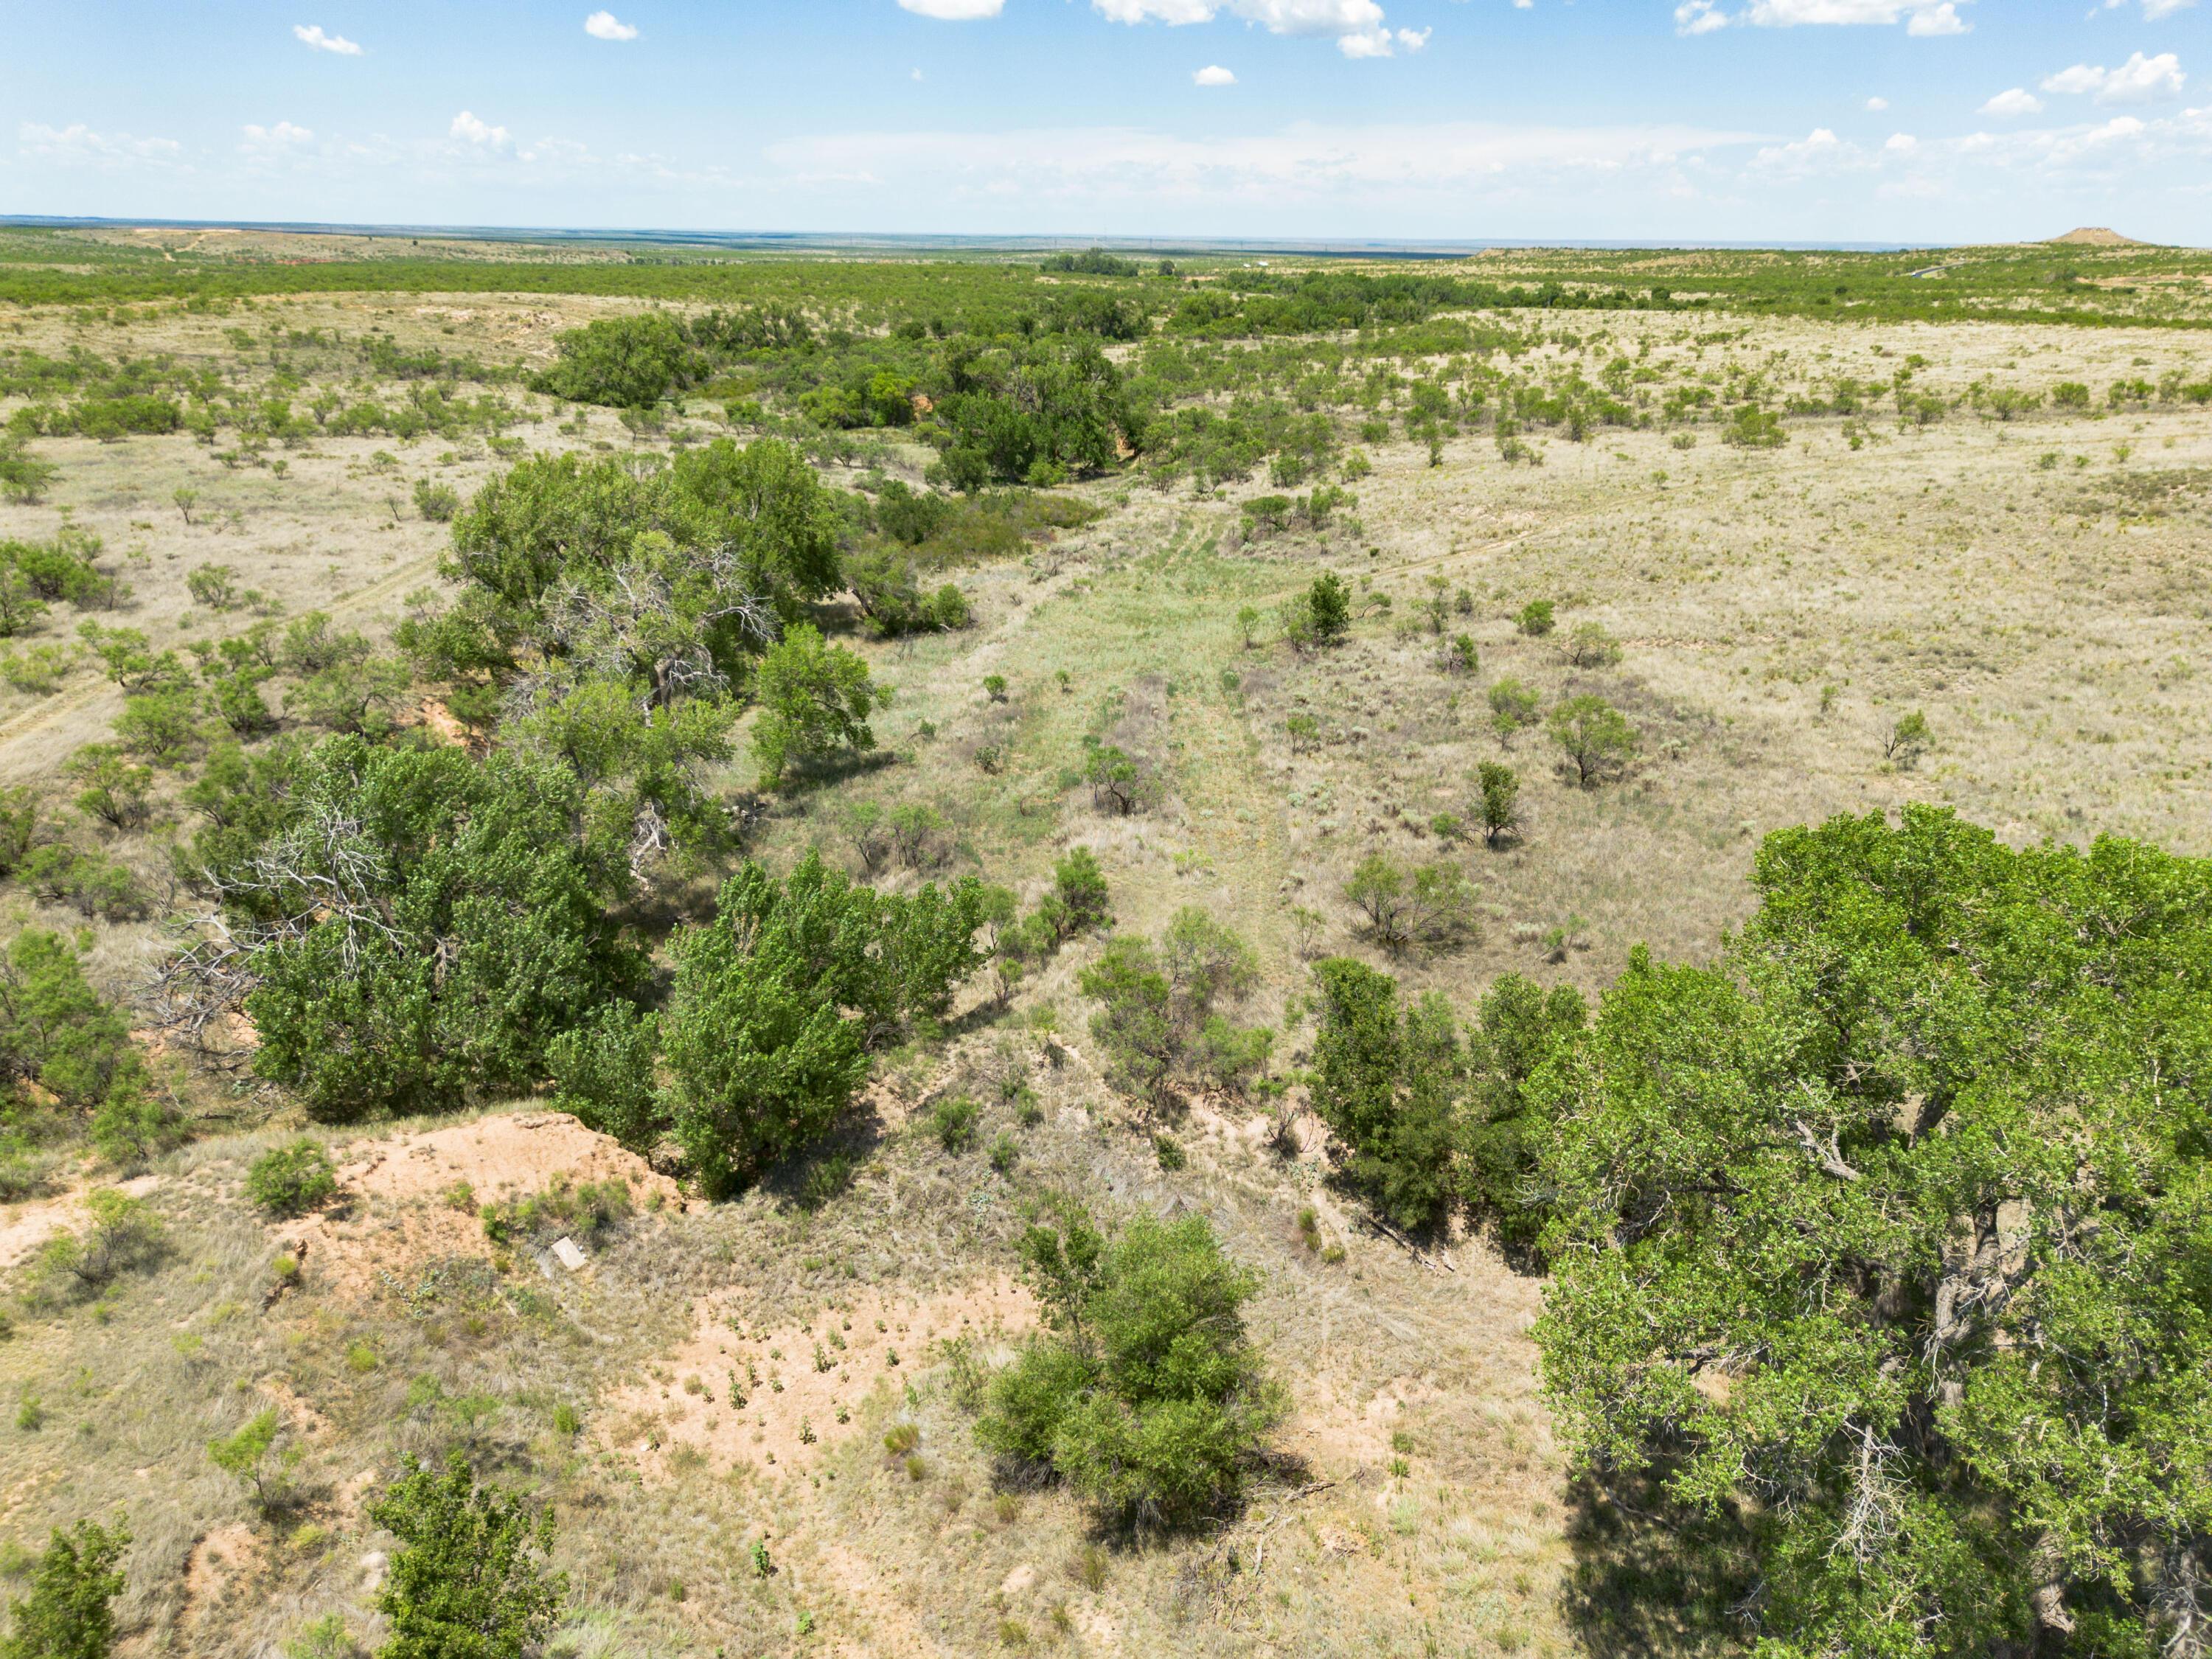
0, 226, 2206, 1659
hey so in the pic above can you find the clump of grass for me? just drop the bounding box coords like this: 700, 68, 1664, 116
883, 1422, 920, 1455
1070, 1543, 1110, 1593
929, 1096, 979, 1152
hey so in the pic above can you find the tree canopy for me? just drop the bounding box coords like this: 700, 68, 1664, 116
1537, 806, 2212, 1656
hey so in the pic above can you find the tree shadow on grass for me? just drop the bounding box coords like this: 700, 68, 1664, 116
757, 1108, 891, 1213
1560, 1471, 1759, 1659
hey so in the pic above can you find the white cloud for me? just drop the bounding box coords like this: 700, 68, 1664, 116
2120, 0, 2197, 16
1905, 3, 1964, 32
1683, 0, 1969, 31
18, 121, 184, 168
912, 66, 925, 80
1753, 125, 1854, 173
584, 10, 639, 41
1979, 87, 2044, 115
897, 0, 1006, 16
241, 121, 315, 146
1512, 0, 1533, 9
2043, 52, 2185, 103
1095, 0, 1408, 52
450, 111, 512, 147
293, 24, 364, 55
1885, 131, 1919, 150
1194, 63, 1238, 83
1866, 94, 1889, 109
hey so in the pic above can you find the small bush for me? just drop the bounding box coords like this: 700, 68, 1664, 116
412, 479, 462, 521
1562, 621, 1621, 669
244, 1140, 338, 1218
29, 1189, 163, 1301
1487, 677, 1541, 742
979, 1210, 1281, 1529
930, 1096, 979, 1153
1884, 709, 1933, 768
1513, 599, 1555, 637
883, 1422, 920, 1456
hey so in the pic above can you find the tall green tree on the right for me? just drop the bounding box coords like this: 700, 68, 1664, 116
1537, 806, 2212, 1656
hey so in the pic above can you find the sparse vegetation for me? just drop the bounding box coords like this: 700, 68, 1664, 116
0, 223, 2204, 1659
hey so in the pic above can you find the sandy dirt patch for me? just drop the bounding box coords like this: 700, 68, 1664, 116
0, 1174, 161, 1272
181, 1525, 262, 1632
279, 1110, 681, 1297
610, 1276, 1037, 1481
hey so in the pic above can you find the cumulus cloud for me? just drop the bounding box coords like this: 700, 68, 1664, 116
18, 121, 184, 168
584, 10, 639, 40
2111, 0, 2196, 17
293, 24, 364, 54
450, 111, 512, 147
1683, 0, 1967, 32
1866, 94, 1889, 109
897, 0, 1006, 16
1885, 131, 1919, 150
241, 121, 315, 146
1194, 63, 1238, 83
1094, 0, 1422, 53
1979, 87, 2044, 115
2042, 52, 2185, 104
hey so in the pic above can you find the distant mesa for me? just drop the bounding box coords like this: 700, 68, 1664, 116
2047, 227, 2145, 247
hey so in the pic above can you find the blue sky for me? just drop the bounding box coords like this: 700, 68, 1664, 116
3, 1, 2206, 244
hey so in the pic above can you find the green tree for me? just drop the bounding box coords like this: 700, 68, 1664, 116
65, 746, 152, 832
1343, 854, 1480, 954
978, 1211, 1281, 1530
657, 852, 984, 1192
1308, 958, 1463, 1231
1537, 807, 2212, 1657
221, 739, 647, 1122
1547, 694, 1637, 787
529, 311, 694, 408
0, 931, 145, 1119
209, 1408, 296, 1513
0, 442, 58, 508
0, 1517, 128, 1659
1487, 677, 1540, 743
1884, 708, 1933, 768
751, 623, 883, 788
1457, 975, 1584, 1255
1514, 599, 1556, 637
1475, 761, 1520, 847
369, 1453, 564, 1659
1305, 572, 1351, 646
